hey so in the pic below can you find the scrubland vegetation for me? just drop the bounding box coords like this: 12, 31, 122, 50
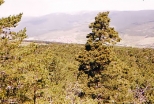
0, 0, 154, 103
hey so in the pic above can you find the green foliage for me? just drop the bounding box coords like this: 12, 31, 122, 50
0, 40, 154, 103
0, 1, 27, 103
113, 47, 154, 103
75, 12, 154, 103
76, 12, 121, 102
76, 12, 121, 77
0, 1, 154, 103
87, 12, 120, 44
75, 45, 154, 103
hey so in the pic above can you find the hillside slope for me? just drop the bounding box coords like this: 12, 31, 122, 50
14, 10, 154, 47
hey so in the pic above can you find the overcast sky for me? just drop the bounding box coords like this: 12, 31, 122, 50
0, 0, 154, 17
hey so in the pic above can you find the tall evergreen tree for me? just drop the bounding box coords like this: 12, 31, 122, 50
76, 12, 121, 98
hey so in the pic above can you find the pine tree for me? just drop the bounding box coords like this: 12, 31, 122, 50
76, 12, 121, 99
0, 0, 27, 103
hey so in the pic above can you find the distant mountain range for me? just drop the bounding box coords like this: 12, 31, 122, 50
14, 10, 154, 47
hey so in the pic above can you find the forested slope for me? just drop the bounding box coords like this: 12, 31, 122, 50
0, 42, 154, 103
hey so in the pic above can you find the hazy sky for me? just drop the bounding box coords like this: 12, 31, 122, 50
0, 0, 154, 17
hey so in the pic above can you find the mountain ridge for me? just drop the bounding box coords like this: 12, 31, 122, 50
13, 10, 154, 47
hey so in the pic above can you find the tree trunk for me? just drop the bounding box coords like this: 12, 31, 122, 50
33, 87, 36, 104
